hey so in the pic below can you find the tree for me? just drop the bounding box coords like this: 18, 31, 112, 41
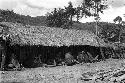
65, 1, 76, 27
46, 8, 68, 27
81, 0, 108, 35
113, 16, 123, 43
75, 6, 81, 23
114, 16, 122, 24
80, 0, 108, 60
74, 4, 92, 23
122, 21, 125, 25
46, 2, 77, 28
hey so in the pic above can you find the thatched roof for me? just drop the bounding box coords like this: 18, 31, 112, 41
0, 22, 106, 47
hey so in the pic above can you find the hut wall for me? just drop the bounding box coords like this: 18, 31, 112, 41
4, 44, 109, 68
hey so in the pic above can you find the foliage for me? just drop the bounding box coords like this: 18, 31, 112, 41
45, 8, 69, 28
113, 16, 122, 24
113, 16, 124, 43
98, 22, 125, 43
65, 2, 76, 26
45, 2, 77, 28
0, 9, 46, 26
72, 22, 125, 43
1, 9, 125, 44
75, 7, 81, 22
45, 1, 104, 28
80, 0, 108, 36
99, 23, 119, 42
82, 0, 108, 16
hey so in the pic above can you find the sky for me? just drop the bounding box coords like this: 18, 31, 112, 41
0, 0, 125, 23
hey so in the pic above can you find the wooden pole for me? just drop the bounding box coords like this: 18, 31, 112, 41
0, 36, 6, 70
1, 51, 5, 70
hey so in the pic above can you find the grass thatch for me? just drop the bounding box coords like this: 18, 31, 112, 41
0, 22, 106, 47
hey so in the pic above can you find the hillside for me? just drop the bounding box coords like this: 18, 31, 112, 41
0, 10, 46, 26
72, 22, 118, 33
0, 10, 121, 32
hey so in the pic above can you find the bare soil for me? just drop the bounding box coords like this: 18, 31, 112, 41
1, 59, 125, 83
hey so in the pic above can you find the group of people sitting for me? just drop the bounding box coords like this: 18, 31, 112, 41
53, 51, 99, 67
5, 51, 99, 70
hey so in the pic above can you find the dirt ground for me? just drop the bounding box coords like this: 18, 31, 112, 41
1, 59, 125, 83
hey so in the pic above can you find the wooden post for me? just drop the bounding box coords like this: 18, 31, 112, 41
0, 39, 6, 70
96, 37, 105, 60
1, 51, 5, 70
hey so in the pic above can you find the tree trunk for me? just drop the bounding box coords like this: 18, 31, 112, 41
70, 15, 73, 27
76, 13, 79, 23
77, 16, 79, 23
118, 27, 121, 43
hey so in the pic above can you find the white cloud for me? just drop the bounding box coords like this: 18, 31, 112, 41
0, 0, 18, 10
110, 0, 125, 8
25, 0, 73, 8
0, 0, 77, 16
80, 6, 125, 23
100, 6, 125, 22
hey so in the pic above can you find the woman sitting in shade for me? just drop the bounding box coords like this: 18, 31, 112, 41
8, 54, 21, 70
65, 52, 79, 66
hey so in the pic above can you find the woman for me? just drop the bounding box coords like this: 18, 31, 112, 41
65, 52, 77, 66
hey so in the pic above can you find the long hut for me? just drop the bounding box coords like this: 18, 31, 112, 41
0, 22, 108, 68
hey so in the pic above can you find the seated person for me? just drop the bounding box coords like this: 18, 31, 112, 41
8, 54, 20, 70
